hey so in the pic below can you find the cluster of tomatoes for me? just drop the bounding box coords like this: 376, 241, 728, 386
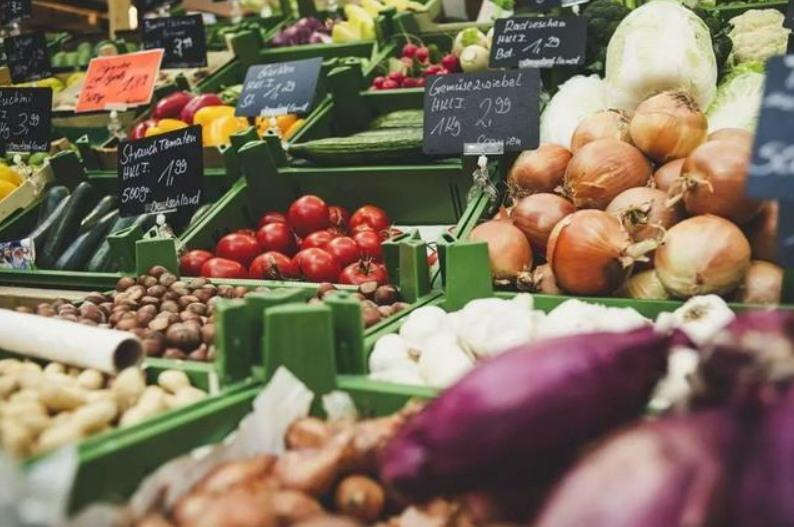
370, 43, 461, 90
180, 196, 393, 286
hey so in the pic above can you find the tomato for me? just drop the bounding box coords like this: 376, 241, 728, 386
353, 230, 383, 262
201, 257, 248, 279
301, 230, 336, 250
249, 251, 299, 280
338, 261, 389, 286
256, 222, 296, 255
323, 236, 360, 268
216, 233, 261, 267
179, 249, 214, 276
328, 205, 350, 232
236, 228, 257, 238
288, 195, 330, 237
293, 248, 340, 283
257, 211, 288, 229
350, 224, 375, 236
427, 250, 438, 267
350, 205, 390, 234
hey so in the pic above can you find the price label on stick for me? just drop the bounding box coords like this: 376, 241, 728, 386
4, 32, 52, 84
0, 0, 31, 26
142, 15, 207, 69
76, 50, 163, 113
236, 58, 322, 118
423, 70, 540, 156
0, 87, 52, 154
117, 125, 204, 217
489, 16, 587, 69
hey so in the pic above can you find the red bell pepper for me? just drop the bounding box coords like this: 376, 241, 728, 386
129, 119, 159, 140
180, 93, 225, 125
153, 91, 193, 120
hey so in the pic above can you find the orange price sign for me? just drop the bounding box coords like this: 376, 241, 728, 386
75, 49, 164, 113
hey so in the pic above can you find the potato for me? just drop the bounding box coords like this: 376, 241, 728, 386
39, 383, 88, 412
72, 399, 119, 434
0, 358, 22, 374
77, 369, 105, 390
168, 386, 207, 409
112, 368, 146, 411
8, 389, 42, 405
120, 386, 166, 427
0, 399, 47, 419
35, 421, 84, 454
0, 419, 34, 457
16, 370, 44, 390
43, 362, 66, 376
158, 370, 191, 395
0, 376, 19, 398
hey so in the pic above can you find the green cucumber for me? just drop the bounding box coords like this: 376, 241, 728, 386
54, 209, 120, 271
369, 110, 424, 130
86, 213, 152, 272
35, 186, 69, 228
39, 181, 97, 267
78, 195, 117, 235
289, 128, 424, 166
28, 196, 70, 255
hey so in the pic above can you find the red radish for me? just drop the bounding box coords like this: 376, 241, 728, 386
215, 233, 260, 268
416, 78, 426, 87
437, 68, 450, 75
302, 230, 336, 250
388, 71, 405, 84
258, 212, 287, 228
201, 257, 248, 279
441, 54, 460, 72
382, 79, 399, 90
400, 57, 414, 68
323, 236, 361, 267
180, 250, 213, 276
339, 261, 389, 286
372, 76, 386, 89
256, 222, 296, 255
249, 251, 299, 280
402, 43, 418, 58
424, 65, 441, 76
402, 77, 420, 88
415, 46, 429, 62
288, 195, 330, 237
294, 248, 341, 283
353, 230, 383, 262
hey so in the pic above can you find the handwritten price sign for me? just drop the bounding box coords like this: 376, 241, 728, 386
0, 87, 51, 154
76, 50, 164, 113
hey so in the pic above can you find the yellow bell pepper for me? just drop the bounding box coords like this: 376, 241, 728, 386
206, 115, 249, 147
194, 106, 236, 131
0, 180, 17, 201
283, 118, 305, 140
0, 164, 22, 187
145, 118, 188, 137
254, 114, 299, 137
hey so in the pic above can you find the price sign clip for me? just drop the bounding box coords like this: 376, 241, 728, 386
463, 142, 501, 208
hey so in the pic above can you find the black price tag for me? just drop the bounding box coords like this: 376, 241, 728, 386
489, 16, 587, 69
236, 58, 322, 118
118, 125, 204, 217
422, 70, 540, 155
0, 0, 31, 26
0, 87, 51, 154
142, 15, 207, 69
514, 0, 562, 14
4, 32, 52, 84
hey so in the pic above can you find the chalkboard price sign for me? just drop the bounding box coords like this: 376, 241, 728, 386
142, 15, 207, 69
236, 58, 323, 118
423, 69, 540, 155
117, 125, 203, 217
489, 16, 587, 69
784, 0, 794, 29
4, 32, 52, 84
0, 0, 31, 26
0, 87, 52, 154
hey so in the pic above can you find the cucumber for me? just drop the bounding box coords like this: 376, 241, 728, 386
27, 196, 70, 255
54, 209, 120, 271
289, 128, 424, 166
86, 213, 152, 272
370, 110, 424, 130
35, 186, 69, 228
78, 195, 117, 235
39, 181, 97, 267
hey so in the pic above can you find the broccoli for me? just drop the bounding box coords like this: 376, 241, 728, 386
693, 7, 734, 75
582, 0, 631, 75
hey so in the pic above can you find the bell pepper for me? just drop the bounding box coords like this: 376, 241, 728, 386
129, 119, 159, 140
194, 105, 236, 131
206, 115, 249, 147
153, 91, 193, 120
180, 93, 225, 124
283, 118, 305, 140
254, 114, 299, 137
144, 118, 189, 137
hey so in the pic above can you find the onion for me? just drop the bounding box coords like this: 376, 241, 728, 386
531, 263, 563, 295
570, 110, 631, 154
708, 128, 753, 148
655, 215, 751, 298
734, 260, 783, 305
629, 91, 708, 163
547, 210, 657, 296
616, 270, 671, 300
670, 140, 762, 225
653, 159, 684, 192
563, 139, 652, 210
606, 187, 683, 243
743, 201, 778, 261
507, 144, 572, 198
511, 193, 575, 256
470, 216, 533, 281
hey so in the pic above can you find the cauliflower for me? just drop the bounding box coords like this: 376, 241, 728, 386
729, 9, 787, 64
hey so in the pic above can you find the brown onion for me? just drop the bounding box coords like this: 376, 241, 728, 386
530, 263, 563, 295
653, 159, 684, 192
547, 210, 657, 296
655, 215, 751, 298
708, 128, 753, 148
734, 260, 783, 305
511, 193, 575, 256
470, 216, 533, 281
670, 140, 762, 225
563, 139, 652, 210
629, 91, 707, 163
606, 187, 683, 243
616, 270, 671, 300
507, 144, 572, 198
571, 110, 631, 153
743, 201, 778, 261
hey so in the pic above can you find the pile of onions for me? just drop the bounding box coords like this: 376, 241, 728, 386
605, 187, 683, 243
653, 159, 684, 192
655, 215, 751, 298
744, 201, 778, 261
708, 128, 753, 148
670, 140, 763, 225
530, 263, 562, 295
734, 260, 783, 305
570, 110, 631, 154
563, 139, 652, 209
507, 145, 572, 197
547, 210, 657, 296
629, 91, 707, 163
470, 212, 533, 281
511, 193, 576, 256
617, 270, 671, 300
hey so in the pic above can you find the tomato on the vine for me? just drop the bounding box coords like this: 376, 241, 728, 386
293, 248, 341, 283
216, 233, 261, 267
256, 222, 296, 255
338, 261, 389, 286
353, 230, 383, 262
288, 195, 330, 237
235, 228, 257, 238
180, 250, 213, 276
301, 230, 336, 250
249, 251, 299, 280
201, 258, 248, 279
257, 211, 287, 229
323, 236, 360, 268
350, 205, 390, 234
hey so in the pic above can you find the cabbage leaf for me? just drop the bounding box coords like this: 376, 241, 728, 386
706, 62, 765, 132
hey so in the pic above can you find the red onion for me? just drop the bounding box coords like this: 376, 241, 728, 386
734, 260, 783, 305
629, 91, 708, 163
606, 187, 683, 243
653, 159, 684, 192
570, 110, 631, 154
507, 145, 572, 198
470, 215, 533, 282
511, 193, 575, 256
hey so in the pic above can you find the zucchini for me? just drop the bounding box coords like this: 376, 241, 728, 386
370, 110, 423, 130
78, 195, 117, 235
86, 213, 153, 272
54, 209, 120, 271
39, 181, 97, 267
289, 128, 424, 166
35, 186, 69, 228
28, 196, 70, 254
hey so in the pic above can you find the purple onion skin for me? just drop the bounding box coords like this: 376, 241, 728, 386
379, 327, 673, 500
534, 410, 741, 527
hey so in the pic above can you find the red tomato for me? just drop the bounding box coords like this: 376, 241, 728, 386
249, 251, 299, 280
216, 233, 261, 267
179, 250, 213, 276
236, 228, 257, 238
323, 236, 360, 268
328, 205, 350, 232
293, 248, 340, 283
301, 230, 336, 250
353, 230, 383, 262
350, 224, 375, 236
201, 258, 248, 279
256, 222, 296, 255
350, 205, 390, 234
288, 195, 330, 237
257, 211, 288, 229
338, 261, 389, 286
